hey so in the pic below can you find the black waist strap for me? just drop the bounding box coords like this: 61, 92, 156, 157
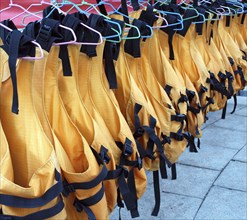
62, 146, 110, 219
73, 184, 105, 220
207, 71, 230, 97
202, 96, 214, 111
225, 71, 234, 97
0, 196, 64, 220
234, 66, 246, 87
115, 138, 140, 218
178, 93, 188, 105
184, 133, 198, 153
198, 85, 208, 103
0, 169, 63, 208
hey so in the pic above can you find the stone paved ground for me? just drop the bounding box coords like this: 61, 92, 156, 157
110, 96, 247, 220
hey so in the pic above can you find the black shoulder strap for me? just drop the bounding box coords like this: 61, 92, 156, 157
80, 14, 108, 57
177, 9, 198, 36
36, 18, 64, 52
195, 7, 206, 35
124, 19, 151, 57
0, 19, 18, 43
72, 12, 88, 24
22, 21, 40, 40
59, 14, 83, 76
119, 0, 130, 24
96, 0, 108, 16
43, 5, 65, 21
102, 17, 125, 89
1, 30, 35, 114
161, 14, 178, 60
139, 5, 157, 27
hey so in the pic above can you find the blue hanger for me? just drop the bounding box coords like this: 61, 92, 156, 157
86, 0, 153, 39
146, 1, 184, 30
61, 0, 123, 42
85, 1, 142, 40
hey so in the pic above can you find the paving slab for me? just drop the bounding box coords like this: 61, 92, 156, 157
200, 125, 247, 149
202, 111, 222, 130
235, 107, 247, 117
195, 186, 247, 220
233, 145, 247, 163
227, 95, 247, 106
178, 144, 238, 170
110, 188, 202, 220
213, 114, 247, 132
214, 160, 247, 192
161, 164, 219, 199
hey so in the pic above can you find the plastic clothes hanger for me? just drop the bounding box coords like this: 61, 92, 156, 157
63, 0, 122, 42
10, 0, 63, 22
41, 2, 104, 45
177, 0, 200, 21
86, 0, 142, 40
149, 0, 185, 30
0, 22, 44, 60
0, 1, 78, 45
198, 0, 222, 20
21, 0, 68, 25
111, 0, 153, 38
124, 0, 170, 29
225, 0, 243, 14
0, 0, 41, 20
190, 0, 207, 24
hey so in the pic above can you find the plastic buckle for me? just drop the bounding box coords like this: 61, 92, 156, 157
119, 166, 129, 178
62, 180, 75, 197
228, 57, 234, 66
171, 114, 186, 122
123, 139, 133, 157
200, 85, 208, 93
179, 94, 188, 102
133, 127, 144, 138
161, 133, 171, 144
103, 154, 110, 164
218, 71, 227, 81
100, 146, 111, 164
73, 198, 83, 213
170, 132, 184, 141
206, 77, 212, 84
137, 155, 142, 170
186, 89, 196, 98
206, 96, 214, 104
238, 66, 243, 73
225, 71, 234, 81
197, 103, 202, 110
38, 24, 52, 42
